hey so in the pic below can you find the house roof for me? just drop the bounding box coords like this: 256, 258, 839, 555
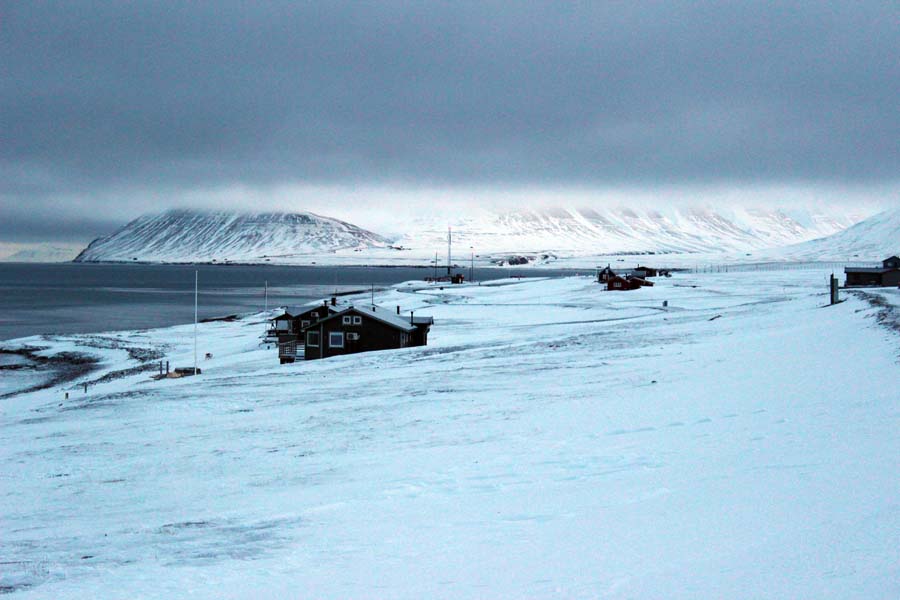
411, 315, 434, 326
301, 304, 419, 333
845, 267, 892, 274
271, 313, 294, 321
292, 304, 341, 317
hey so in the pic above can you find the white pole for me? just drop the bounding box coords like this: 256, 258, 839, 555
194, 270, 198, 375
447, 226, 452, 275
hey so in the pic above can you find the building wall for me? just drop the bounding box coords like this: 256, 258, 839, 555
884, 271, 900, 286
304, 311, 410, 360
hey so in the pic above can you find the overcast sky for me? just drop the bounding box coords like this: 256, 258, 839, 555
1, 1, 898, 243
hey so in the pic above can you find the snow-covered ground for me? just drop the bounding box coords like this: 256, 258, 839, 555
1, 272, 898, 598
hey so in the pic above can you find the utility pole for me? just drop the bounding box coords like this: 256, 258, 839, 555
264, 279, 268, 314
193, 270, 198, 376
447, 226, 452, 276
433, 252, 438, 280
470, 247, 474, 283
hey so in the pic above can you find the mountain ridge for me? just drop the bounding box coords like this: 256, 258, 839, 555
73, 209, 392, 263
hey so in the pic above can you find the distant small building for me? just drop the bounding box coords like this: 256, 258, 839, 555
607, 275, 653, 291
598, 265, 616, 283
628, 276, 654, 287
301, 304, 433, 360
425, 273, 465, 284
844, 256, 900, 287
633, 265, 659, 278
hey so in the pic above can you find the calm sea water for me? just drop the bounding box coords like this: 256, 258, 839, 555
0, 263, 580, 341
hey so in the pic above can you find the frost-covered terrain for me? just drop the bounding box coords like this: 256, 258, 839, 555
1, 272, 898, 598
73, 210, 392, 263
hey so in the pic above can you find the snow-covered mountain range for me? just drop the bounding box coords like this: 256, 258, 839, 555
773, 207, 900, 261
384, 204, 867, 259
71, 204, 884, 265
73, 210, 392, 263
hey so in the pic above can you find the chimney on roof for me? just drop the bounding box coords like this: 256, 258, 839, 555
331, 296, 337, 306
396, 305, 400, 314
410, 311, 414, 324
322, 300, 327, 307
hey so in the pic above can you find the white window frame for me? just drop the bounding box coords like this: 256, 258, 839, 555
347, 332, 360, 341
329, 332, 344, 348
342, 315, 352, 325
352, 316, 362, 325
301, 320, 310, 328
306, 331, 320, 347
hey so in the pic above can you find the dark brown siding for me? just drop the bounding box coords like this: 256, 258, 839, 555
304, 310, 412, 360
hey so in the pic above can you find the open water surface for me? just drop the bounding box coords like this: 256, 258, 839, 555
0, 262, 580, 341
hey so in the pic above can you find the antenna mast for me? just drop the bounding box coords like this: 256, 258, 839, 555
447, 226, 452, 275
193, 270, 198, 375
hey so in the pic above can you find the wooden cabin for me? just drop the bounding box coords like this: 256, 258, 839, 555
844, 256, 900, 287
292, 301, 341, 331
598, 265, 616, 283
607, 275, 653, 291
301, 304, 432, 360
269, 312, 295, 337
634, 265, 659, 278
274, 300, 342, 364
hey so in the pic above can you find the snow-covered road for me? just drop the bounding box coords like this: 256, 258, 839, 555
1, 272, 897, 598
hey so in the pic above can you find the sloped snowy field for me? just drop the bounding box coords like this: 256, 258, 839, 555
1, 273, 898, 598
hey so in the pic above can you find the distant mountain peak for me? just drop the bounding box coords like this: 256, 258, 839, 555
73, 209, 392, 263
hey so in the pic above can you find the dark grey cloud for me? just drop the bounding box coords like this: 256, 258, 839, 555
1, 1, 898, 222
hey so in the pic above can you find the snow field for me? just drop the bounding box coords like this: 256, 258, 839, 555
1, 272, 898, 598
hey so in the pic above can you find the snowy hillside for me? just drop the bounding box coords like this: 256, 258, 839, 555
774, 206, 900, 261
73, 210, 393, 263
1, 272, 898, 598
0, 244, 81, 263
370, 206, 866, 256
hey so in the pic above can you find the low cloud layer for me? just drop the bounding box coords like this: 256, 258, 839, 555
2, 2, 898, 242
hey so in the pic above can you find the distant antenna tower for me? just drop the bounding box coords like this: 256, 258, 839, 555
447, 226, 452, 276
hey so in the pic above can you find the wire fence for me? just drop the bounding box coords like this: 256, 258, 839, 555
684, 261, 877, 274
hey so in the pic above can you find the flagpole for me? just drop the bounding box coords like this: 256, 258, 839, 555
194, 270, 198, 375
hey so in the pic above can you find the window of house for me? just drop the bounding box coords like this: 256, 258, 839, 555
342, 316, 352, 325
352, 316, 362, 325
306, 331, 319, 347
329, 332, 344, 348
301, 320, 310, 328
311, 311, 319, 318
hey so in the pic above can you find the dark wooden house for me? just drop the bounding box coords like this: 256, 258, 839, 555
598, 265, 616, 283
301, 304, 433, 360
292, 301, 341, 331
274, 300, 342, 363
607, 275, 653, 291
845, 256, 900, 287
634, 265, 659, 278
269, 312, 296, 337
